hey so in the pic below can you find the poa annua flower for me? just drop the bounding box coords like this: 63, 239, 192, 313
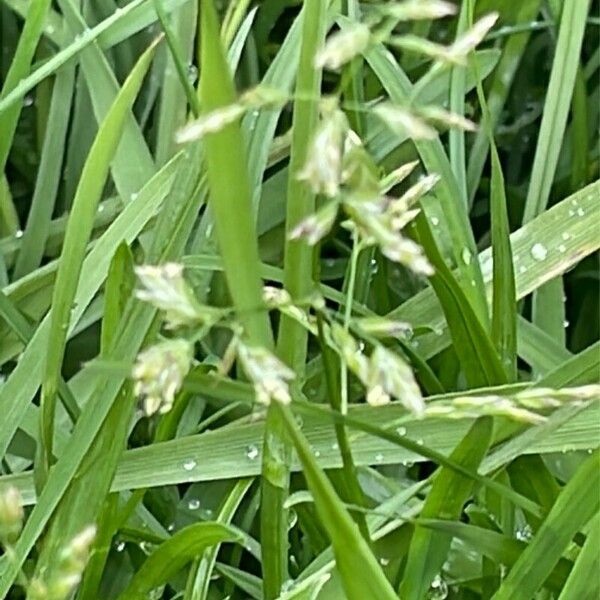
356, 317, 414, 341
0, 485, 23, 545
133, 339, 193, 416
449, 13, 498, 59
237, 342, 296, 406
315, 23, 371, 70
297, 101, 348, 197
176, 103, 246, 143
377, 0, 457, 21
330, 323, 370, 384
367, 346, 425, 415
135, 263, 217, 329
288, 200, 339, 245
374, 102, 437, 140
419, 106, 477, 132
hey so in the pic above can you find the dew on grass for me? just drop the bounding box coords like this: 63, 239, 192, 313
375, 452, 384, 463
530, 243, 547, 261
397, 426, 407, 436
515, 523, 532, 541
15, 229, 23, 239
188, 498, 200, 510
461, 247, 472, 265
115, 541, 125, 552
182, 458, 197, 471
430, 216, 440, 226
558, 244, 566, 253
245, 444, 259, 460
561, 232, 570, 241
428, 574, 448, 599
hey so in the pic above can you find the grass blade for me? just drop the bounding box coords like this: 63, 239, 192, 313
116, 523, 243, 600
493, 449, 600, 599
399, 417, 493, 598
38, 36, 162, 486
278, 404, 397, 600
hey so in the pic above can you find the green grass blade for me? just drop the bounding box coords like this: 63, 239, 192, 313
262, 1, 327, 595
466, 0, 541, 202
38, 36, 161, 485
414, 213, 507, 387
493, 449, 600, 599
557, 513, 600, 600
116, 523, 243, 600
0, 0, 52, 172
197, 0, 272, 348
278, 404, 397, 600
418, 519, 572, 592
522, 0, 591, 222
399, 417, 493, 598
12, 54, 76, 279
0, 0, 147, 115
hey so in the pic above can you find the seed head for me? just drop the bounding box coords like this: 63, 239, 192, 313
237, 343, 296, 406
0, 485, 23, 545
315, 23, 371, 70
133, 339, 194, 415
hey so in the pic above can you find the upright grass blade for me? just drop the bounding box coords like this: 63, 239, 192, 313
493, 449, 600, 600
466, 0, 541, 202
413, 213, 507, 387
470, 11, 517, 381
37, 36, 161, 488
522, 0, 591, 223
557, 513, 600, 600
0, 0, 52, 173
263, 1, 327, 595
12, 50, 76, 279
399, 417, 493, 599
197, 0, 272, 349
278, 404, 397, 600
116, 523, 243, 600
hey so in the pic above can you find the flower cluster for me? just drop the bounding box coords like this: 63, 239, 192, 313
132, 339, 194, 416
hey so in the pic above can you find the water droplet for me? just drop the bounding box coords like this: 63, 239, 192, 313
515, 523, 532, 541
428, 574, 448, 599
530, 243, 547, 261
331, 441, 339, 450
187, 64, 198, 84
188, 498, 200, 510
375, 452, 384, 463
561, 232, 570, 241
139, 541, 153, 554
115, 541, 126, 552
23, 95, 34, 107
563, 319, 569, 328
182, 458, 197, 471
397, 426, 407, 436
130, 192, 138, 201
47, 25, 55, 34
167, 523, 175, 532
417, 438, 424, 446
358, 341, 366, 352
313, 448, 321, 458
245, 444, 259, 460
15, 229, 23, 239
430, 216, 440, 226
519, 265, 527, 274
379, 557, 390, 566
98, 204, 105, 212
576, 207, 585, 217
461, 247, 472, 265
558, 244, 566, 253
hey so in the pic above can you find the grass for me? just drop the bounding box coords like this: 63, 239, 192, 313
0, 1, 598, 599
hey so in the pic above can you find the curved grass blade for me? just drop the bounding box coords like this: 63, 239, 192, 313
116, 523, 243, 600
399, 417, 493, 598
413, 213, 507, 387
278, 405, 397, 600
418, 519, 572, 592
493, 449, 600, 599
37, 36, 162, 487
